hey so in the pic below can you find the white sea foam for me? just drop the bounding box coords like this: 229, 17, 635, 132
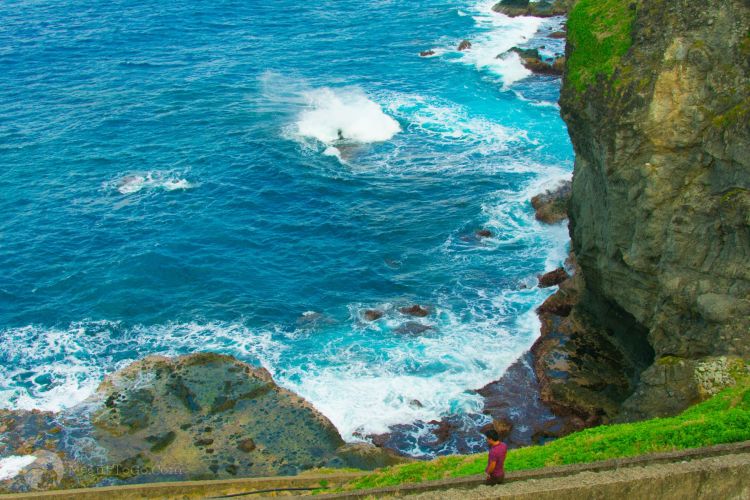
448, 0, 543, 87
0, 455, 37, 481
112, 172, 194, 195
295, 87, 401, 144
386, 93, 524, 148
277, 292, 551, 441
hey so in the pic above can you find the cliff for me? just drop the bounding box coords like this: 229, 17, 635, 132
554, 0, 750, 420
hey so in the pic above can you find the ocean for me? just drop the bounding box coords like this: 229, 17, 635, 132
0, 0, 572, 456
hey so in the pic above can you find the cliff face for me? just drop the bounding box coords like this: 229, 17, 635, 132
559, 0, 750, 419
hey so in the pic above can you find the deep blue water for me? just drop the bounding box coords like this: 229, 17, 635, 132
0, 0, 571, 453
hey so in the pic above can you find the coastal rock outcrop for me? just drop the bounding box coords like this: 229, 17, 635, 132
493, 0, 570, 18
1, 353, 405, 492
554, 0, 750, 420
531, 180, 572, 223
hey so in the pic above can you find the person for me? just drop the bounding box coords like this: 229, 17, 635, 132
484, 429, 507, 485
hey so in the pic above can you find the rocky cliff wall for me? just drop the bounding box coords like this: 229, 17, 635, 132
559, 0, 750, 419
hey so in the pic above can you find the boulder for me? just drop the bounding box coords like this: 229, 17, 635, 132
538, 267, 570, 288
419, 49, 435, 57
531, 180, 571, 223
457, 40, 472, 51
399, 304, 430, 317
363, 309, 384, 321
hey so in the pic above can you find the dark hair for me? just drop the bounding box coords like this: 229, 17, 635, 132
484, 429, 500, 441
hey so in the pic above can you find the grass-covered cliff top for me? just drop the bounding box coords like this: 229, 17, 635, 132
332, 369, 750, 492
566, 0, 636, 91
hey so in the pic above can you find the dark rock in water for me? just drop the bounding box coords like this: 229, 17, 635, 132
399, 304, 430, 317
457, 40, 472, 51
538, 267, 570, 288
493, 0, 569, 17
531, 180, 571, 223
419, 49, 435, 57
549, 30, 566, 39
363, 309, 384, 321
428, 419, 458, 445
475, 229, 493, 238
507, 47, 541, 60
393, 322, 434, 335
521, 56, 564, 76
409, 399, 423, 408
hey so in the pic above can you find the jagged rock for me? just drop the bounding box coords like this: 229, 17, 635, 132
538, 267, 570, 288
508, 47, 541, 60
419, 49, 435, 57
363, 309, 384, 321
531, 181, 571, 223
560, 0, 750, 419
522, 56, 564, 76
457, 40, 472, 51
399, 304, 430, 317
493, 0, 570, 18
549, 31, 566, 39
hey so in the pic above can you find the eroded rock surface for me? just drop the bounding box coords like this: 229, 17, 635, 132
1, 353, 405, 492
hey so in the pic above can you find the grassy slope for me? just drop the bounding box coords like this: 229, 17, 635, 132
565, 0, 636, 91
336, 373, 750, 492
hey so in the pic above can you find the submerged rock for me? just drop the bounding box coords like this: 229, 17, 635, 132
476, 229, 493, 238
419, 49, 435, 57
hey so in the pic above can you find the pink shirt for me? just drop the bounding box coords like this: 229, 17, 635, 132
486, 442, 508, 478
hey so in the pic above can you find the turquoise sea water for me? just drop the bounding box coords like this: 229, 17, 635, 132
0, 0, 571, 455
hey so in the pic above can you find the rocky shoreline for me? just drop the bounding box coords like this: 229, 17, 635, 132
0, 353, 406, 493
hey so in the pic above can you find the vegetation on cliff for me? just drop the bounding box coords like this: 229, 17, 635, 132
334, 368, 750, 492
565, 0, 635, 90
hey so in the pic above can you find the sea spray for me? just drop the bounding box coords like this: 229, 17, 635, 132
296, 87, 401, 143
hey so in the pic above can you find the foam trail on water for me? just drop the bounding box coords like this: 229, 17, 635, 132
455, 0, 543, 87
296, 87, 401, 144
110, 172, 194, 195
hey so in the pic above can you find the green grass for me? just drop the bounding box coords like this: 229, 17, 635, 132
566, 0, 636, 91
334, 371, 750, 492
